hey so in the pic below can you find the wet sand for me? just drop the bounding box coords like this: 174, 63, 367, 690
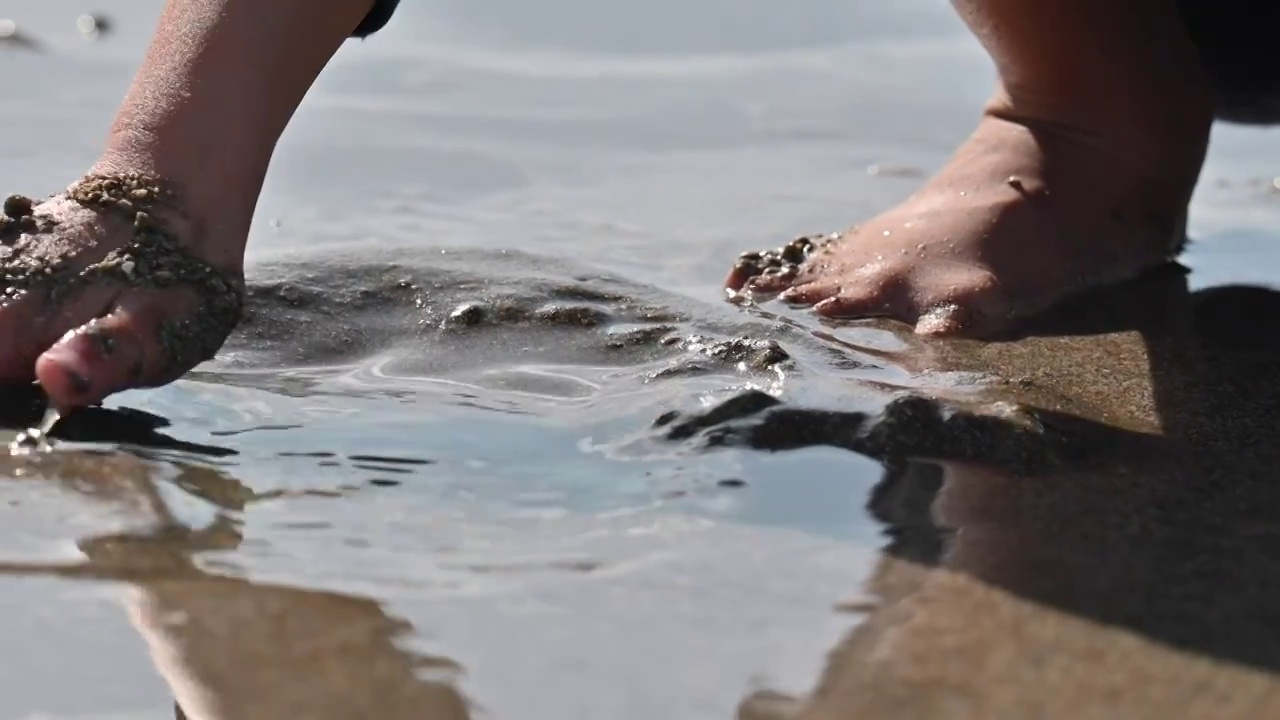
4, 2, 1280, 719
720, 270, 1280, 720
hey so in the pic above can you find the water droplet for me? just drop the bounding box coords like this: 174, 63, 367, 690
9, 407, 59, 455
38, 407, 59, 435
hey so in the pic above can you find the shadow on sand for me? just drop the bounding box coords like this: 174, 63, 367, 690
661, 265, 1280, 719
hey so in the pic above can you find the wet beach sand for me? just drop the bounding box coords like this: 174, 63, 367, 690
4, 2, 1280, 719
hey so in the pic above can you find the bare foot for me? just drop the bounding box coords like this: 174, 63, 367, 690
0, 173, 244, 410
726, 111, 1207, 336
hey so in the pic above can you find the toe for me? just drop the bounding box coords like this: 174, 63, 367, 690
778, 282, 836, 306
36, 316, 143, 409
35, 288, 200, 409
913, 301, 1018, 338
812, 286, 908, 319
724, 264, 754, 292
744, 268, 800, 295
910, 267, 1013, 337
0, 284, 118, 386
810, 268, 913, 320
913, 303, 974, 335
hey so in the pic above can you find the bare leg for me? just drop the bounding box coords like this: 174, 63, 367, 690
0, 0, 375, 409
727, 0, 1214, 336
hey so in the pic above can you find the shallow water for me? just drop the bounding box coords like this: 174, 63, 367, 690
4, 2, 1280, 718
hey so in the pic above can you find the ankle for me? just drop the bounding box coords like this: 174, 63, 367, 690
936, 104, 1199, 261
982, 84, 1211, 194
994, 85, 1209, 149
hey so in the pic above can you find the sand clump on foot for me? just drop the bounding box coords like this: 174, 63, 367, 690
730, 234, 836, 297
0, 172, 245, 372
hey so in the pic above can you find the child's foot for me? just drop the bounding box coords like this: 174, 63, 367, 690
0, 172, 246, 410
726, 110, 1207, 337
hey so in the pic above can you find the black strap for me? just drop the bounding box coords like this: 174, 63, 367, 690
352, 0, 401, 38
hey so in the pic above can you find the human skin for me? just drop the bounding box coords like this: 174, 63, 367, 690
9, 0, 1220, 408
727, 0, 1214, 337
2, 0, 374, 410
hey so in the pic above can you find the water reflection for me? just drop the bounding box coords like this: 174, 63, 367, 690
723, 268, 1280, 718
0, 387, 236, 459
0, 432, 469, 720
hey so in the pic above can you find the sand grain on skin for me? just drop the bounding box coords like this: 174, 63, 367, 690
0, 173, 245, 373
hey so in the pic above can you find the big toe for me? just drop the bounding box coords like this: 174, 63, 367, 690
912, 268, 1016, 337
0, 284, 118, 386
810, 268, 912, 319
913, 303, 975, 335
35, 290, 200, 409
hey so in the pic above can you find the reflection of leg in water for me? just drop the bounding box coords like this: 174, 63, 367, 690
98, 467, 473, 720
738, 461, 945, 720
867, 461, 946, 568
734, 279, 1280, 719
746, 449, 1280, 718
135, 579, 470, 720
0, 446, 468, 720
